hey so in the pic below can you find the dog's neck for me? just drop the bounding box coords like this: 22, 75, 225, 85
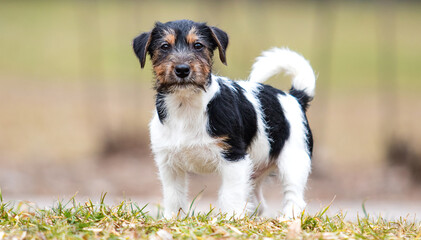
155, 75, 220, 124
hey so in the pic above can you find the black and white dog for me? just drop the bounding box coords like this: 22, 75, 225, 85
133, 20, 315, 218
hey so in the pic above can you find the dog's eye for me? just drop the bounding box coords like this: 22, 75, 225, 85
193, 42, 204, 50
161, 43, 171, 51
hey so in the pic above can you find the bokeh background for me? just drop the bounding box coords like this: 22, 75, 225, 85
1, 0, 420, 213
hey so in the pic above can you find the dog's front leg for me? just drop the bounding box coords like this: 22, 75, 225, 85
218, 156, 254, 218
156, 158, 188, 219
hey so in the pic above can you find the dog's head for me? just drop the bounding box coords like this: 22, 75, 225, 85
133, 20, 228, 93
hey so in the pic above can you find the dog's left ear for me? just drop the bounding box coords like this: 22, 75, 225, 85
133, 31, 152, 69
209, 26, 229, 65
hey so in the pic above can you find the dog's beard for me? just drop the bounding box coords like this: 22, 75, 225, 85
155, 74, 208, 93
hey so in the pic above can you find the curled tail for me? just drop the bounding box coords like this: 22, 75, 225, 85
248, 48, 316, 110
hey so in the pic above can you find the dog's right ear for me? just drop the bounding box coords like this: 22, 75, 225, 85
133, 32, 152, 69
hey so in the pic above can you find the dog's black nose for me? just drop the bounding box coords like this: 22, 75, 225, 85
174, 64, 190, 78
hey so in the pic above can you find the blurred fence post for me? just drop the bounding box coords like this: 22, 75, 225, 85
74, 0, 109, 153
311, 0, 335, 147
377, 1, 421, 184
376, 0, 398, 140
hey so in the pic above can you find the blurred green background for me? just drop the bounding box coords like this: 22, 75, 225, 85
0, 1, 420, 201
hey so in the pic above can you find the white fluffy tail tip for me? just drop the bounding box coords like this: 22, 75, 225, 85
249, 48, 316, 98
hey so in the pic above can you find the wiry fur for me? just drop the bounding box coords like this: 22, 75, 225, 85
133, 20, 316, 219
249, 48, 316, 99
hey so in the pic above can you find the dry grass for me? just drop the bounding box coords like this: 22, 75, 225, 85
0, 193, 420, 239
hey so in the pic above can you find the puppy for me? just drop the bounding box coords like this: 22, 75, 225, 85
133, 20, 315, 218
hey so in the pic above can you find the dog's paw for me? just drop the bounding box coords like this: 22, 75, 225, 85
222, 209, 247, 219
163, 208, 187, 219
279, 201, 305, 220
220, 202, 257, 219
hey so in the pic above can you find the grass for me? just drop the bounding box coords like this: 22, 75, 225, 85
0, 193, 420, 239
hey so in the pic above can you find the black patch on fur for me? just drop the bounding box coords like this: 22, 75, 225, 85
289, 87, 312, 112
207, 79, 257, 161
289, 87, 313, 157
304, 119, 313, 158
155, 92, 167, 123
256, 84, 290, 160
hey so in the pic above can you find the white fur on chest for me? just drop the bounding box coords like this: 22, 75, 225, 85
150, 82, 223, 174
150, 115, 223, 174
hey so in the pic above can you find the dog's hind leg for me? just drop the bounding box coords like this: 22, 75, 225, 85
218, 156, 254, 217
276, 94, 312, 219
252, 177, 267, 216
277, 149, 310, 219
249, 164, 277, 216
